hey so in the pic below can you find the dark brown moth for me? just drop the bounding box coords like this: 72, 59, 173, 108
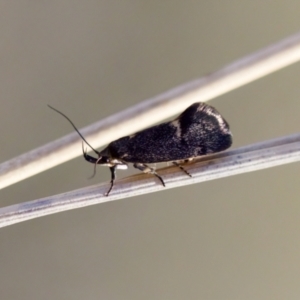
49, 102, 232, 195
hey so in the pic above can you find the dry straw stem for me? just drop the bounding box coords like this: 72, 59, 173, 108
1, 32, 300, 190
0, 133, 299, 228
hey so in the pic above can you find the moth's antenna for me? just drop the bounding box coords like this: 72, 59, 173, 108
48, 105, 101, 155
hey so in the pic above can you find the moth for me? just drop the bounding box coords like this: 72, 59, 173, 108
49, 102, 232, 195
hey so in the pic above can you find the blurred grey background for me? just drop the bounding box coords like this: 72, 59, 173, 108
0, 1, 300, 299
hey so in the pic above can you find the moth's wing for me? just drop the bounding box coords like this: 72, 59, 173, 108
108, 122, 184, 163
109, 102, 232, 163
178, 102, 232, 154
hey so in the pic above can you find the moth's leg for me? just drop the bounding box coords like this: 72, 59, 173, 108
172, 161, 192, 177
133, 163, 165, 187
106, 166, 117, 196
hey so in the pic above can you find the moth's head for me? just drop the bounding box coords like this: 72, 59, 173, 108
83, 145, 128, 169
82, 144, 109, 166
